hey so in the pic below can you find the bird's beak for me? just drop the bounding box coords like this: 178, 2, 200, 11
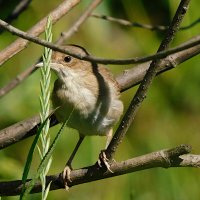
35, 62, 43, 68
35, 62, 60, 72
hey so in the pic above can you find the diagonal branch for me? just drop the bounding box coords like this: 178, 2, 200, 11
1, 18, 200, 66
0, 64, 38, 98
117, 34, 200, 91
0, 32, 200, 99
1, 34, 200, 150
91, 14, 200, 31
0, 144, 196, 196
0, 0, 32, 30
57, 0, 102, 45
0, 113, 58, 150
105, 0, 191, 160
0, 0, 102, 98
0, 0, 81, 66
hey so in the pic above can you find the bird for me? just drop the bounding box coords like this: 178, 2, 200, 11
37, 44, 123, 187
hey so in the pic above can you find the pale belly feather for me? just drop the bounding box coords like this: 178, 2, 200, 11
52, 78, 118, 136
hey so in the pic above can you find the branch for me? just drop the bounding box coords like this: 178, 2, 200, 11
0, 113, 58, 150
105, 0, 191, 160
0, 0, 102, 99
0, 144, 197, 196
0, 0, 80, 66
1, 34, 200, 149
0, 30, 200, 98
91, 14, 200, 31
1, 18, 200, 66
0, 0, 32, 29
0, 0, 102, 98
117, 34, 200, 91
0, 64, 37, 98
57, 0, 102, 45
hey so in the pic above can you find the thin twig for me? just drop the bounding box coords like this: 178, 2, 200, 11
91, 14, 167, 31
1, 18, 200, 66
117, 34, 200, 91
0, 64, 37, 98
0, 144, 196, 196
57, 0, 103, 45
1, 34, 200, 149
0, 0, 32, 32
0, 0, 102, 98
0, 31, 200, 99
105, 0, 191, 160
0, 0, 80, 66
91, 14, 200, 31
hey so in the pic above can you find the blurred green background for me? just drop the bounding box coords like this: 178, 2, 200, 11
0, 0, 200, 199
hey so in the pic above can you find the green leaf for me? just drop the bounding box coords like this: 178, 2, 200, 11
20, 117, 49, 200
22, 109, 74, 198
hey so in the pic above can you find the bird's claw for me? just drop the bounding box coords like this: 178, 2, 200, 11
62, 165, 72, 190
98, 150, 113, 173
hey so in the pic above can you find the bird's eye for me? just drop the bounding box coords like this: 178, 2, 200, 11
64, 56, 72, 63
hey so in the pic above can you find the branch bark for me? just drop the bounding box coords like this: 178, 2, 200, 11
117, 34, 200, 91
0, 33, 199, 98
0, 0, 80, 66
0, 114, 58, 149
0, 144, 196, 196
91, 14, 200, 31
105, 0, 191, 160
57, 0, 102, 45
0, 0, 102, 98
0, 0, 32, 27
1, 18, 200, 66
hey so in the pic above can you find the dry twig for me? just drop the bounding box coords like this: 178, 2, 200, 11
0, 0, 102, 98
57, 0, 103, 45
0, 0, 32, 28
0, 0, 80, 66
1, 19, 200, 66
91, 14, 200, 31
105, 0, 191, 160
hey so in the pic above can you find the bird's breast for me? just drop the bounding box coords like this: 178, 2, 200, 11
51, 68, 123, 136
52, 76, 97, 119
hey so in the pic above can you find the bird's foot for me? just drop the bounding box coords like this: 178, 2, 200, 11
97, 150, 113, 173
62, 165, 72, 190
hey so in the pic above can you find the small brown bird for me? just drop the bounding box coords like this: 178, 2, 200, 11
37, 45, 123, 181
